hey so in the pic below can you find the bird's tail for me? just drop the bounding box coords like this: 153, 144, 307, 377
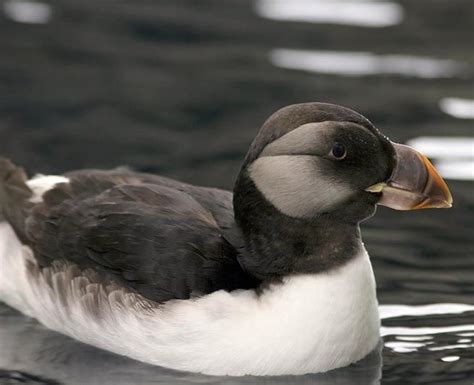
0, 158, 33, 243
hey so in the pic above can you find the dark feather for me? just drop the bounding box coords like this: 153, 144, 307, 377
1, 164, 259, 303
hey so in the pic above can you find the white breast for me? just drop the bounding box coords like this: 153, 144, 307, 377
0, 221, 380, 376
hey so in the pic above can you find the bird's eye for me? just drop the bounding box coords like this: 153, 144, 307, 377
331, 143, 347, 159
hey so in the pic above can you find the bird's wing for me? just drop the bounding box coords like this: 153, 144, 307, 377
24, 175, 257, 303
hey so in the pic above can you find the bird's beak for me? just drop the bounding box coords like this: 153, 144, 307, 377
365, 143, 453, 210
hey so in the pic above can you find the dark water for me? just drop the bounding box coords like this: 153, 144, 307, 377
0, 0, 473, 384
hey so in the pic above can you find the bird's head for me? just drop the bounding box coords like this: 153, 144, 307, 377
234, 102, 452, 226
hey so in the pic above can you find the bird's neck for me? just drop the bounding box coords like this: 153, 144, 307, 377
232, 175, 362, 281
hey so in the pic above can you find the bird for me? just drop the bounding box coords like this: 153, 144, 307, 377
0, 102, 452, 376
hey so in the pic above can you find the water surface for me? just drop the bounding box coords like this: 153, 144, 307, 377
0, 0, 473, 384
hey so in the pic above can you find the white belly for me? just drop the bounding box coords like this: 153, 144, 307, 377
0, 221, 380, 376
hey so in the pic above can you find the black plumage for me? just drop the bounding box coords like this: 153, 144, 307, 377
0, 102, 398, 303
26, 170, 259, 302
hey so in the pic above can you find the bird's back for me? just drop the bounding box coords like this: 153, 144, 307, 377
0, 159, 258, 303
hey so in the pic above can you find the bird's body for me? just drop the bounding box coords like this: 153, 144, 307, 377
0, 218, 378, 375
0, 103, 451, 376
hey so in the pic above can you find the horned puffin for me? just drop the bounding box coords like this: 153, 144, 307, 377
0, 103, 452, 376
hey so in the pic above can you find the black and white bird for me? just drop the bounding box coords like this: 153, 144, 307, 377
0, 103, 452, 376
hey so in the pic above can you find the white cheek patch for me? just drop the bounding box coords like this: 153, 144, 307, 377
249, 155, 352, 217
26, 175, 70, 203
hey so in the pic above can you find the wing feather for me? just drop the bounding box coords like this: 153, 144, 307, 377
25, 175, 257, 303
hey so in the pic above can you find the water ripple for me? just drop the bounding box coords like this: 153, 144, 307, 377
440, 98, 474, 119
255, 0, 404, 27
270, 49, 466, 78
380, 303, 474, 319
406, 137, 474, 180
2, 0, 52, 24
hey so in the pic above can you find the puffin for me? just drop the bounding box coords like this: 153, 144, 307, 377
0, 103, 452, 376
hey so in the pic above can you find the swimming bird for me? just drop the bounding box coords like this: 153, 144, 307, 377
0, 103, 452, 376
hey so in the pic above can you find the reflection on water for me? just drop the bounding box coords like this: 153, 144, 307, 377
270, 49, 465, 78
430, 343, 474, 351
379, 303, 474, 319
406, 137, 474, 180
380, 303, 474, 356
382, 325, 474, 336
406, 137, 474, 159
435, 160, 474, 181
396, 336, 433, 341
441, 355, 460, 362
384, 341, 426, 353
255, 0, 404, 27
440, 98, 474, 119
2, 0, 52, 24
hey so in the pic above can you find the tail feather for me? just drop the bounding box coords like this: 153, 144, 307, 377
0, 158, 33, 242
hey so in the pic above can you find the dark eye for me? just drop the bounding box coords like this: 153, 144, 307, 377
331, 143, 347, 159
